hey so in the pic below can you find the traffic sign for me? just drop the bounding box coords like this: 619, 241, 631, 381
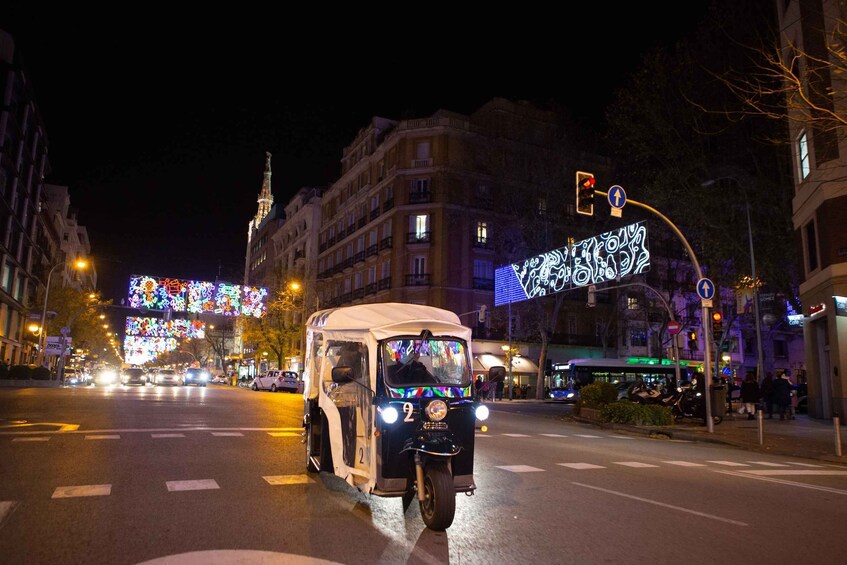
667, 320, 681, 335
607, 185, 627, 209
696, 278, 716, 300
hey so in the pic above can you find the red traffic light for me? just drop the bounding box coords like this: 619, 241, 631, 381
712, 312, 723, 322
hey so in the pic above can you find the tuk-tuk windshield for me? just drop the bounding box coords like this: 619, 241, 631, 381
382, 338, 470, 387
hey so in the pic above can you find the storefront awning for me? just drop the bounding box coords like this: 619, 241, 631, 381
474, 353, 540, 374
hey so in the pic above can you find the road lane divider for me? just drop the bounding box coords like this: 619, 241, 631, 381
52, 485, 111, 498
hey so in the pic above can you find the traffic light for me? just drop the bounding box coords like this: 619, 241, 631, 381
711, 311, 723, 335
576, 171, 595, 216
687, 330, 698, 350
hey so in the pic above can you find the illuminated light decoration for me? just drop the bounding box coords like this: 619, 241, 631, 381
242, 286, 269, 318
124, 317, 205, 339
186, 281, 217, 313
494, 221, 650, 306
127, 274, 268, 318
123, 336, 178, 365
386, 386, 471, 399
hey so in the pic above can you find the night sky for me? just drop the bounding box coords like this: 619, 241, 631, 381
3, 5, 712, 301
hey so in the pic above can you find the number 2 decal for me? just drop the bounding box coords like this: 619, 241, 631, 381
359, 447, 365, 464
403, 402, 415, 422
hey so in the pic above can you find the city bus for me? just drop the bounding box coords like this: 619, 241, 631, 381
547, 357, 704, 398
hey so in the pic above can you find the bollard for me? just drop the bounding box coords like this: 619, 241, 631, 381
758, 409, 764, 445
835, 416, 843, 457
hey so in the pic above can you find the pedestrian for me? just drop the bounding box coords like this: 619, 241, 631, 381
760, 372, 774, 419
772, 370, 794, 420
474, 375, 484, 400
740, 371, 760, 420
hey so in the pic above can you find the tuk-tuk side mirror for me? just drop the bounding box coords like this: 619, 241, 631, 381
332, 366, 354, 384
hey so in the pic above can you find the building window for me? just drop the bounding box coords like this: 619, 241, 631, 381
416, 141, 431, 160
567, 315, 577, 335
382, 260, 390, 279
630, 330, 647, 347
354, 272, 362, 289
774, 340, 788, 359
476, 221, 488, 244
413, 256, 426, 275
473, 260, 493, 279
2, 261, 13, 293
798, 130, 810, 180
805, 220, 819, 272
537, 198, 547, 216
414, 214, 429, 239
368, 266, 376, 284
627, 296, 640, 310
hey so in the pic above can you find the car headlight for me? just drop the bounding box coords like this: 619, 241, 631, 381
425, 400, 448, 422
380, 406, 399, 424
201, 372, 209, 381
566, 392, 575, 399
475, 404, 490, 421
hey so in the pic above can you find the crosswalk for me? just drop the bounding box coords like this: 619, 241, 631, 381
497, 460, 843, 473
4, 430, 303, 441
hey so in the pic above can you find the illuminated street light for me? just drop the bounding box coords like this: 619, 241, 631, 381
37, 258, 89, 368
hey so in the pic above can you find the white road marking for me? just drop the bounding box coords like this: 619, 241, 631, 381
783, 462, 822, 467
614, 462, 660, 468
707, 461, 750, 467
474, 434, 492, 438
12, 437, 49, 442
739, 470, 847, 476
558, 463, 605, 470
85, 435, 120, 440
610, 436, 638, 440
52, 484, 112, 498
211, 432, 243, 437
0, 501, 18, 524
664, 461, 707, 467
263, 475, 315, 485
574, 434, 602, 438
166, 479, 220, 492
152, 434, 185, 438
716, 470, 847, 495
496, 465, 545, 473
267, 432, 300, 437
574, 482, 748, 526
502, 433, 531, 437
539, 434, 568, 438
748, 461, 789, 467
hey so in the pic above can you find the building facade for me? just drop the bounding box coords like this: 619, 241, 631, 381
777, 0, 847, 419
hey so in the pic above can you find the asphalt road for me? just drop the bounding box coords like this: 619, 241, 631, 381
1, 386, 845, 564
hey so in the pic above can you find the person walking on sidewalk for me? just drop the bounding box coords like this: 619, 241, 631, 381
760, 372, 775, 419
740, 371, 760, 420
772, 371, 793, 420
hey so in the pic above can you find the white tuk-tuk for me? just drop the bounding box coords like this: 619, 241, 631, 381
302, 303, 489, 530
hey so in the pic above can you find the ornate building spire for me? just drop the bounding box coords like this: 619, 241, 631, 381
255, 151, 274, 227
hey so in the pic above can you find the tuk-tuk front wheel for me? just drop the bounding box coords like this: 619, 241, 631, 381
419, 461, 455, 531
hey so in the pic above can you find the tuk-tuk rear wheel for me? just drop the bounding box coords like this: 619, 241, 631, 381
419, 461, 455, 531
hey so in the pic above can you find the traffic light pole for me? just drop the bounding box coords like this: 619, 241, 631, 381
595, 190, 715, 433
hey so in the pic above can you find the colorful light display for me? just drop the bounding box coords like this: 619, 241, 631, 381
123, 336, 178, 366
124, 317, 205, 339
127, 275, 268, 318
494, 221, 651, 306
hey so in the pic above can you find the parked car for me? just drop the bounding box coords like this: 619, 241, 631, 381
121, 367, 148, 386
63, 368, 86, 385
154, 368, 180, 386
182, 367, 209, 387
250, 370, 302, 393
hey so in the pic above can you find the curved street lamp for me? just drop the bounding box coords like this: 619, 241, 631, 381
37, 258, 88, 368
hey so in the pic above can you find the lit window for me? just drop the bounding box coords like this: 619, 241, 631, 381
476, 222, 488, 243
627, 296, 640, 310
798, 131, 810, 179
415, 215, 429, 238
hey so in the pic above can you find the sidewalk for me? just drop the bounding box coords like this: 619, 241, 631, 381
574, 406, 847, 465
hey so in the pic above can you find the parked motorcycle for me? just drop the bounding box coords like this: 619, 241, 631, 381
669, 379, 722, 425
627, 381, 675, 406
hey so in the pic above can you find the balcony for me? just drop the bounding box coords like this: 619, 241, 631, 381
378, 277, 391, 290
411, 158, 432, 168
369, 208, 380, 221
365, 282, 378, 295
473, 277, 494, 290
328, 236, 336, 246
366, 244, 378, 258
319, 242, 328, 253
340, 292, 353, 303
409, 190, 431, 204
382, 198, 394, 212
405, 274, 431, 286
473, 239, 492, 250
357, 216, 366, 229
378, 236, 393, 251
353, 288, 365, 300
354, 251, 365, 264
406, 232, 431, 244
342, 257, 354, 270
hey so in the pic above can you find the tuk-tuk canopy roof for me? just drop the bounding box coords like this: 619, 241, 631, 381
307, 303, 472, 343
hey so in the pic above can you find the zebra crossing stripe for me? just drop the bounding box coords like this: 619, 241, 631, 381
574, 434, 602, 438
748, 461, 789, 467
85, 435, 120, 440
664, 461, 707, 467
211, 432, 243, 437
496, 465, 545, 473
502, 433, 531, 437
152, 433, 185, 438
52, 485, 111, 498
707, 461, 750, 467
558, 463, 605, 470
614, 462, 660, 468
12, 437, 49, 442
166, 479, 220, 492
539, 434, 568, 438
784, 462, 822, 467
264, 475, 315, 485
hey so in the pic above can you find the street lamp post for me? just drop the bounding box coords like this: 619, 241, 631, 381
37, 258, 88, 370
745, 201, 766, 383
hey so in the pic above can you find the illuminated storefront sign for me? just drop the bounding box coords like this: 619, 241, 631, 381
834, 295, 847, 317
128, 275, 268, 318
494, 221, 650, 306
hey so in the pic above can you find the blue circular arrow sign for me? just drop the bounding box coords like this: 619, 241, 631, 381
696, 277, 716, 300
607, 185, 627, 209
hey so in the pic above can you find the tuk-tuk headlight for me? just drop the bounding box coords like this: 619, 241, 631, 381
425, 400, 448, 421
380, 406, 399, 424
475, 404, 490, 421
